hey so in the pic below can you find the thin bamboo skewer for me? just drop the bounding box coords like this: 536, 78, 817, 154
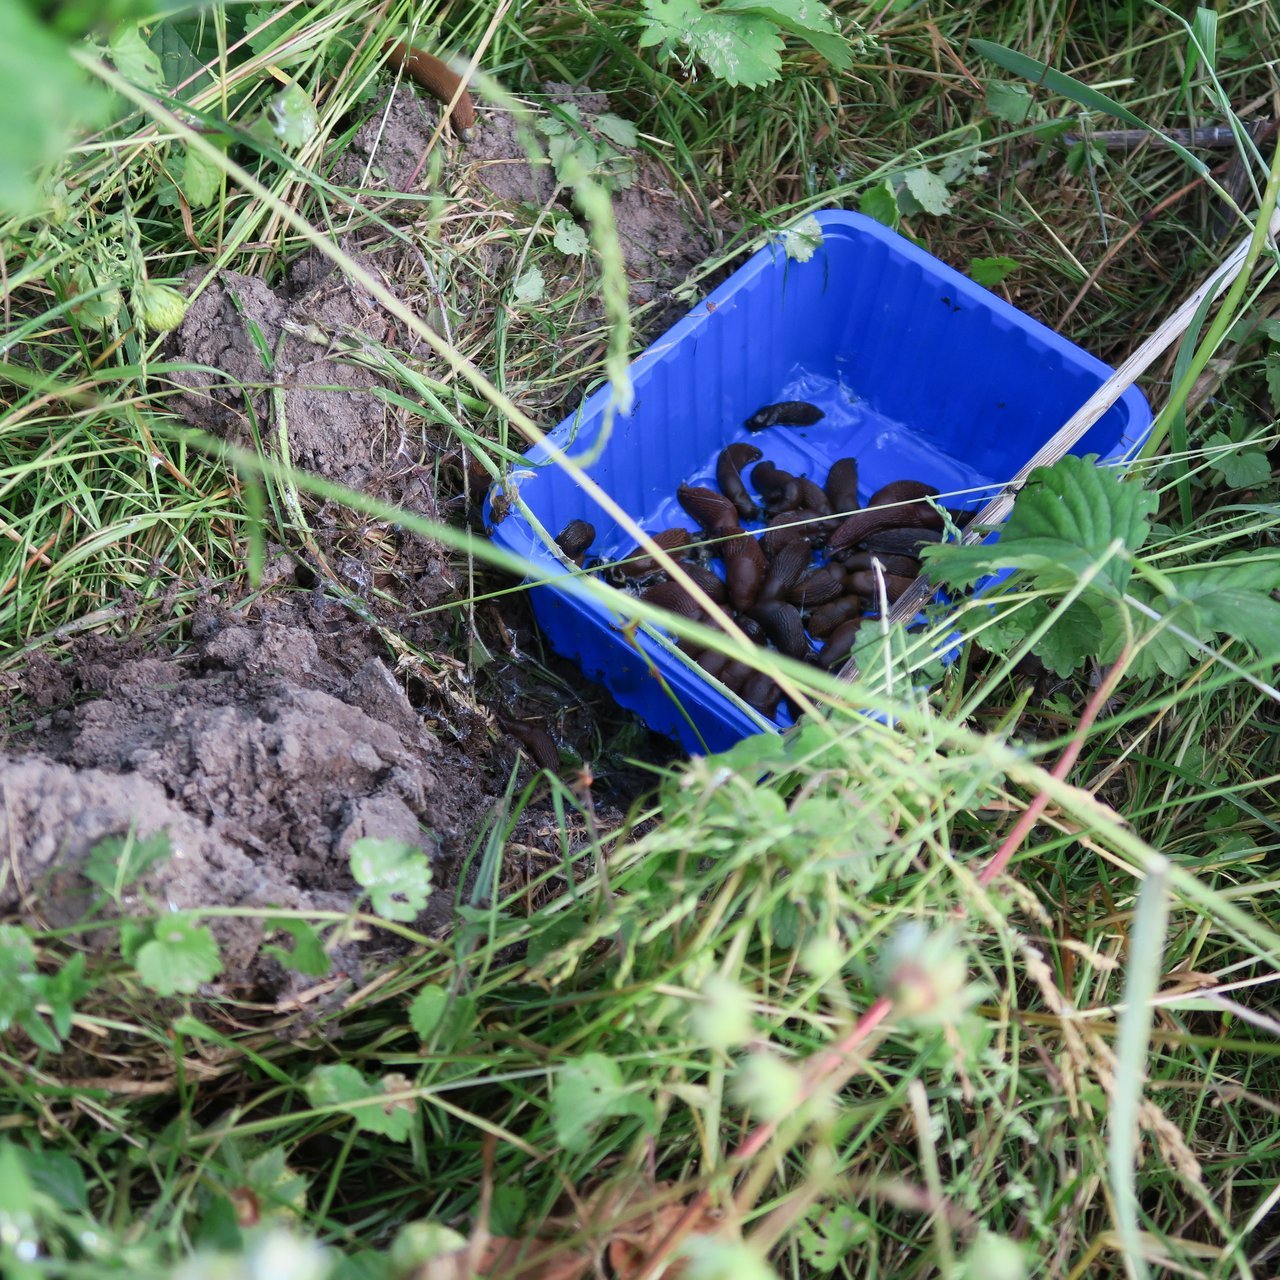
835, 206, 1280, 684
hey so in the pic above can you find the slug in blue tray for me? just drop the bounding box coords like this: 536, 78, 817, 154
744, 401, 825, 431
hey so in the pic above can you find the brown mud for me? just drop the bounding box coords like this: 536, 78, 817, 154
1, 76, 710, 991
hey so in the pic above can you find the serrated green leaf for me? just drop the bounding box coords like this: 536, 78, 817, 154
149, 18, 211, 96
692, 11, 784, 87
305, 1064, 414, 1141
985, 79, 1042, 124
970, 40, 1208, 177
135, 914, 222, 995
408, 984, 449, 1039
970, 255, 1019, 287
721, 0, 852, 69
1204, 431, 1272, 490
924, 456, 1156, 596
1035, 598, 1112, 677
781, 213, 823, 262
553, 219, 590, 255
1265, 353, 1280, 407
245, 4, 308, 67
264, 918, 328, 977
593, 113, 638, 148
84, 829, 172, 895
0, 3, 108, 217
900, 167, 952, 216
551, 1053, 653, 1153
181, 142, 224, 208
109, 24, 165, 91
513, 265, 545, 303
858, 180, 898, 228
350, 837, 432, 923
265, 82, 318, 149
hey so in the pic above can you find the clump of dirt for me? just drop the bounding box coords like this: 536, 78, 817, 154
3, 69, 707, 991
3, 597, 478, 988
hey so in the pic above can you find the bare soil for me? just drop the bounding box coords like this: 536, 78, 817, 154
1, 78, 706, 990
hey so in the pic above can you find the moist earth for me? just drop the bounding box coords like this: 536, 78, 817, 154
2, 74, 705, 989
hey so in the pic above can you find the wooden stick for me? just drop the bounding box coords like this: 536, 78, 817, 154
834, 206, 1280, 684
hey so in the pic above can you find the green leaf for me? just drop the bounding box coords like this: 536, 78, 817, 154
513, 265, 545, 303
181, 142, 225, 208
593, 113, 638, 148
108, 24, 165, 91
781, 213, 823, 262
553, 219, 590, 255
0, 2, 108, 217
641, 0, 785, 87
0, 1143, 35, 1219
799, 1203, 871, 1273
858, 180, 898, 228
970, 255, 1019, 287
264, 82, 318, 149
1204, 431, 1272, 490
306, 1064, 415, 1141
135, 914, 222, 995
721, 0, 852, 69
1035, 598, 1112, 677
149, 18, 212, 96
83, 829, 172, 896
985, 79, 1042, 124
264, 919, 329, 977
0, 926, 38, 1032
551, 1053, 653, 1153
349, 837, 432, 923
245, 4, 308, 66
970, 39, 1208, 177
1265, 353, 1280, 408
1179, 7, 1217, 107
923, 455, 1157, 595
899, 167, 952, 216
408, 984, 449, 1039
37, 951, 89, 1039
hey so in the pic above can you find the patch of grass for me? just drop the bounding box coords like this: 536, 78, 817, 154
3, 1, 1280, 1278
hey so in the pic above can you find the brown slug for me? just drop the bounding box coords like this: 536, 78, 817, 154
502, 719, 561, 772
820, 618, 862, 669
797, 477, 833, 516
751, 460, 802, 513
825, 457, 859, 514
806, 595, 861, 639
745, 401, 825, 431
828, 501, 944, 553
861, 526, 944, 557
554, 519, 595, 565
678, 562, 729, 605
609, 527, 692, 580
716, 443, 764, 521
840, 551, 921, 578
678, 484, 740, 533
866, 479, 940, 508
749, 600, 811, 660
740, 671, 782, 717
758, 538, 811, 603
640, 580, 703, 619
787, 565, 846, 608
848, 569, 917, 603
383, 41, 477, 133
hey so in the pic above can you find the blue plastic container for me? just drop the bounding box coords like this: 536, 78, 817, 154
488, 210, 1152, 754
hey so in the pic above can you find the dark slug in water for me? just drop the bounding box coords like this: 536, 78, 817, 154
824, 457, 859, 515
554, 519, 596, 565
716, 443, 763, 521
744, 400, 825, 431
678, 484, 740, 533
